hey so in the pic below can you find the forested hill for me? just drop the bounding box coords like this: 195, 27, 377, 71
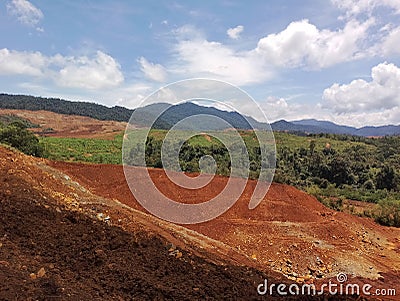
0, 93, 264, 130
0, 94, 133, 122
1, 93, 400, 135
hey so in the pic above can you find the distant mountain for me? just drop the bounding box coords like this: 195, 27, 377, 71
287, 119, 400, 136
133, 102, 266, 130
291, 119, 355, 135
1, 93, 399, 136
355, 125, 400, 136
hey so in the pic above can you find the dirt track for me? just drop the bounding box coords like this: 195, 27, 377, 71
49, 161, 400, 297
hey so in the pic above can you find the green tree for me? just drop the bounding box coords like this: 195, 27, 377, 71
376, 164, 398, 191
0, 123, 43, 156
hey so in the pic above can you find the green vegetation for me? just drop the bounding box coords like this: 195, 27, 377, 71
41, 134, 124, 164
375, 198, 400, 227
0, 121, 43, 156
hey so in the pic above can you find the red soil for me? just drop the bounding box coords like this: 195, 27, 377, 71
48, 161, 400, 297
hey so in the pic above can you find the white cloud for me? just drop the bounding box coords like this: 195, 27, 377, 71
381, 26, 400, 56
0, 48, 46, 76
332, 107, 400, 127
260, 96, 329, 122
174, 38, 272, 85
138, 57, 167, 82
227, 25, 244, 40
0, 48, 124, 90
6, 0, 43, 27
255, 18, 374, 69
171, 26, 273, 85
332, 0, 400, 18
257, 95, 400, 127
105, 83, 153, 108
169, 17, 376, 86
57, 51, 124, 89
323, 62, 400, 113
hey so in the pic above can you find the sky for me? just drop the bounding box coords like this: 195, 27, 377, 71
1, 0, 400, 127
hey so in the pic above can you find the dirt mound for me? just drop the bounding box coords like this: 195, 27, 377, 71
0, 109, 126, 139
49, 161, 400, 298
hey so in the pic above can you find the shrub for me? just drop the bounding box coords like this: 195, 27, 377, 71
0, 123, 43, 156
374, 198, 400, 227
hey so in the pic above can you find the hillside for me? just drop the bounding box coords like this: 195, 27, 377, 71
0, 146, 288, 300
0, 93, 133, 122
0, 109, 126, 139
2, 93, 399, 135
49, 159, 400, 297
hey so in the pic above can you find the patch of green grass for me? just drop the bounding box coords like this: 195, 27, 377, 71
40, 133, 123, 164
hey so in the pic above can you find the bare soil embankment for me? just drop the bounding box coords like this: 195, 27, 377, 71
49, 161, 400, 298
0, 109, 126, 139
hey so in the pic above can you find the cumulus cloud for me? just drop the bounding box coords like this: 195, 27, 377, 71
173, 35, 272, 85
138, 57, 167, 82
170, 16, 376, 86
323, 62, 400, 113
255, 18, 374, 69
57, 51, 124, 89
258, 95, 400, 127
171, 25, 274, 85
332, 108, 400, 127
260, 96, 330, 122
0, 48, 124, 90
227, 25, 244, 40
7, 0, 43, 27
0, 48, 46, 76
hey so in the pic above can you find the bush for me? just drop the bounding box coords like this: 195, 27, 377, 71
0, 123, 44, 156
374, 198, 400, 227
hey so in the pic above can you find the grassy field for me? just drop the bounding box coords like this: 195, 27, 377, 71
41, 133, 124, 164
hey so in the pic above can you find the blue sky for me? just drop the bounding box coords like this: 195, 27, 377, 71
1, 0, 400, 127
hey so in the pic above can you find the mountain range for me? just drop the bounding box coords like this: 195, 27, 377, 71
1, 93, 399, 136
